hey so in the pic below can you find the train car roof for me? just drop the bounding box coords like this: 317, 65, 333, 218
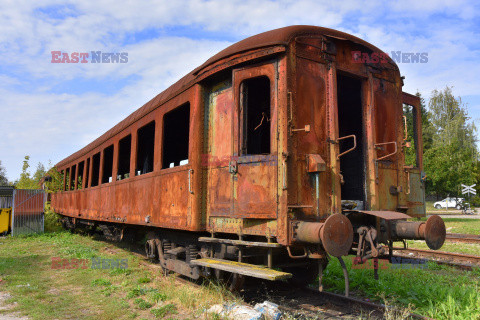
57, 25, 392, 168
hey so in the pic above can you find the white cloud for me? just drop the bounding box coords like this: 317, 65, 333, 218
0, 35, 229, 181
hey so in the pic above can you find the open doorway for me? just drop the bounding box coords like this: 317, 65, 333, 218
336, 73, 366, 208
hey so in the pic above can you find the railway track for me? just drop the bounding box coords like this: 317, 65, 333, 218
446, 233, 480, 244
295, 288, 432, 320
393, 247, 480, 269
122, 240, 431, 319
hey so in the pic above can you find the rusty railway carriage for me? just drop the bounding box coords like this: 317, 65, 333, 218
52, 25, 446, 289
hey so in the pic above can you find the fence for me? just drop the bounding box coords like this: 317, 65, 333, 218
0, 186, 14, 208
11, 189, 46, 236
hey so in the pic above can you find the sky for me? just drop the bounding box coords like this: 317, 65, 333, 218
1, 0, 479, 181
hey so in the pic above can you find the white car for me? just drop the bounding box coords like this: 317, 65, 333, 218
433, 197, 464, 209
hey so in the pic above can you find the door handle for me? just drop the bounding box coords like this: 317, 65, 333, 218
229, 160, 238, 174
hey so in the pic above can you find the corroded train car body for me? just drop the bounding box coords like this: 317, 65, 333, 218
52, 26, 445, 283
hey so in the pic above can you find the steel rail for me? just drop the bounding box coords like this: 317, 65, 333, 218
393, 247, 480, 267
302, 287, 434, 320
446, 233, 480, 244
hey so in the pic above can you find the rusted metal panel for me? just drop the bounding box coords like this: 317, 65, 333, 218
376, 164, 398, 211
290, 53, 331, 220
209, 217, 277, 236
207, 168, 233, 217
156, 170, 190, 227
405, 168, 426, 217
234, 161, 277, 219
275, 55, 289, 245
115, 180, 131, 218
373, 78, 400, 163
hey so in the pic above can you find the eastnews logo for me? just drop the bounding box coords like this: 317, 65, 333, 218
352, 51, 428, 64
51, 51, 128, 63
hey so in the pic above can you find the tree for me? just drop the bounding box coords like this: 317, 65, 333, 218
15, 156, 47, 189
33, 162, 46, 184
416, 91, 434, 152
423, 87, 477, 197
403, 92, 433, 167
45, 163, 64, 193
0, 160, 9, 186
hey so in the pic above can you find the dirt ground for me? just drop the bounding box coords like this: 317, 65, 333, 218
0, 291, 28, 320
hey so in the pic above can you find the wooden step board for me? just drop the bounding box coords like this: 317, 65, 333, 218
191, 258, 292, 281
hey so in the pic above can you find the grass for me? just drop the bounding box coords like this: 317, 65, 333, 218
442, 218, 480, 234
322, 256, 480, 320
406, 240, 480, 256
43, 202, 64, 233
0, 231, 237, 319
425, 201, 437, 212
150, 303, 177, 318
1, 229, 478, 319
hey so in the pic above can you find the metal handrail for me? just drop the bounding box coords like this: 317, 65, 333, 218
375, 141, 398, 161
336, 135, 357, 159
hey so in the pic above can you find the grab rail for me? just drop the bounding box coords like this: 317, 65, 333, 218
336, 135, 357, 159
375, 141, 398, 161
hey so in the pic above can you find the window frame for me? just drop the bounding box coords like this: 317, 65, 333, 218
161, 102, 191, 170
233, 62, 277, 161
136, 121, 156, 176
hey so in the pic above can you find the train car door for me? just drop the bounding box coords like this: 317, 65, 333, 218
365, 73, 401, 211
231, 63, 278, 219
205, 79, 235, 218
402, 92, 426, 217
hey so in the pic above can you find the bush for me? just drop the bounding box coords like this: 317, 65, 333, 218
44, 202, 63, 233
468, 196, 480, 207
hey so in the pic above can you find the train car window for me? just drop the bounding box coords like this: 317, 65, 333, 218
85, 158, 90, 188
77, 161, 84, 190
403, 104, 418, 167
241, 76, 271, 155
70, 164, 76, 190
102, 145, 114, 183
136, 121, 155, 175
118, 135, 131, 180
91, 152, 100, 187
162, 103, 190, 169
64, 168, 69, 191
